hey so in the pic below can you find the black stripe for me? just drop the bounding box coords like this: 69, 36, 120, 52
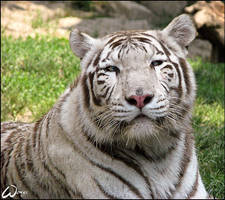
29, 116, 71, 198
100, 85, 107, 92
45, 126, 65, 180
45, 110, 53, 138
151, 105, 166, 110
140, 33, 165, 55
171, 61, 183, 99
187, 170, 199, 198
33, 119, 55, 195
162, 64, 173, 71
83, 133, 153, 198
180, 103, 190, 117
15, 138, 39, 198
159, 41, 171, 56
156, 98, 166, 103
112, 103, 123, 106
40, 152, 73, 198
113, 150, 154, 199
93, 49, 103, 66
93, 178, 118, 199
161, 83, 169, 93
179, 57, 191, 95
37, 123, 72, 198
118, 47, 123, 59
26, 133, 39, 176
140, 33, 155, 38
89, 72, 101, 106
59, 126, 144, 199
168, 73, 174, 78
134, 145, 154, 161
81, 74, 90, 109
110, 38, 127, 49
132, 37, 152, 44
91, 160, 144, 198
33, 115, 45, 149
135, 141, 179, 163
106, 35, 122, 46
97, 73, 108, 78
113, 109, 130, 113
142, 45, 147, 53
168, 130, 180, 139
118, 43, 128, 59
155, 40, 183, 98
103, 51, 112, 62
170, 130, 194, 198
1, 132, 18, 193
1, 122, 23, 132
142, 33, 170, 56
37, 115, 46, 154
45, 122, 79, 197
100, 87, 110, 98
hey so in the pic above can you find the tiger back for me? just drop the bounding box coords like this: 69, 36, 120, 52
1, 14, 212, 199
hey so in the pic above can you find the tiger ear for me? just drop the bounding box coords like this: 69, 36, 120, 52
69, 29, 95, 59
162, 14, 196, 47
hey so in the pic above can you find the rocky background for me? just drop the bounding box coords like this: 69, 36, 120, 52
1, 1, 224, 62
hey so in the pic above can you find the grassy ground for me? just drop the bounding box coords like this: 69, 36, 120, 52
1, 34, 224, 198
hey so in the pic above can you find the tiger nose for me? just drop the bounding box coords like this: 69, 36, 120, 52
126, 94, 154, 108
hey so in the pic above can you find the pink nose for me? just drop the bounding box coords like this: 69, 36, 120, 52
126, 94, 154, 108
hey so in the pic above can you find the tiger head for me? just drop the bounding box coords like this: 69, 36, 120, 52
68, 14, 196, 145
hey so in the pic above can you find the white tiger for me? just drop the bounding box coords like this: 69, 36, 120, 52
1, 14, 212, 199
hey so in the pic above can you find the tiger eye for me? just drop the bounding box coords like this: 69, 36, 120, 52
105, 66, 120, 73
151, 60, 163, 67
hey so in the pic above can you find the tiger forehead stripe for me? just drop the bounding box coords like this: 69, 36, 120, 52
93, 49, 103, 66
105, 33, 166, 58
106, 34, 125, 45
109, 38, 127, 49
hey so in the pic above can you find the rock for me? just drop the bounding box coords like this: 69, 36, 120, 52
187, 39, 212, 61
139, 1, 187, 25
185, 1, 224, 63
72, 17, 150, 38
93, 1, 153, 21
58, 17, 81, 29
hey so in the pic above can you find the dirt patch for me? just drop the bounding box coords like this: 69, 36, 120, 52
1, 1, 81, 38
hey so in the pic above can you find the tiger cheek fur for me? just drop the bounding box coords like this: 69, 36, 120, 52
1, 14, 212, 199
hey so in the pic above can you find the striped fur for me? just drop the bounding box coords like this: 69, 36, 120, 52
1, 14, 211, 199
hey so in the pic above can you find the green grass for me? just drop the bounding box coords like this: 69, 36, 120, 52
189, 58, 224, 198
1, 34, 80, 121
1, 35, 224, 198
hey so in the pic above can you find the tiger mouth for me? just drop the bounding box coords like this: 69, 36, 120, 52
134, 114, 149, 120
133, 114, 165, 124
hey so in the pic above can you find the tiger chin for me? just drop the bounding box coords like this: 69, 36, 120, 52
1, 14, 213, 199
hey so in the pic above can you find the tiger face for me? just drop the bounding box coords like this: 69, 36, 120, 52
69, 14, 196, 143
